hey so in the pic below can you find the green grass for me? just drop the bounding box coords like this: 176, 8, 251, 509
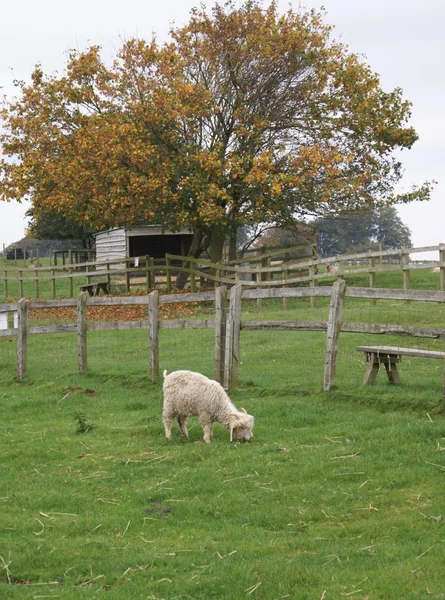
1, 273, 445, 599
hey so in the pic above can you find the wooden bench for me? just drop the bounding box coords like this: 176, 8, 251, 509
79, 281, 109, 296
357, 345, 445, 387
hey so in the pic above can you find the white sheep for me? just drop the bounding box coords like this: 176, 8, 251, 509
162, 370, 254, 443
326, 264, 340, 274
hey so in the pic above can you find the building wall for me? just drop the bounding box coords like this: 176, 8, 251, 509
95, 228, 127, 263
94, 227, 193, 263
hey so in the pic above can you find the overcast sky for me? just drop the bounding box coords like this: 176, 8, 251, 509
1, 0, 443, 251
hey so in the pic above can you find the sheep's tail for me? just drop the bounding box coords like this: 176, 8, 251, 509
163, 369, 168, 379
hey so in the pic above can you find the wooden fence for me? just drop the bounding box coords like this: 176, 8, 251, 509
1, 284, 444, 399
1, 243, 444, 300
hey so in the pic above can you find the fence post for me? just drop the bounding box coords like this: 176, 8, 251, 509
166, 256, 172, 293
323, 279, 346, 392
68, 265, 73, 297
369, 254, 376, 305
77, 291, 88, 374
125, 258, 130, 292
439, 243, 445, 292
3, 269, 8, 299
224, 284, 242, 390
190, 260, 196, 292
402, 248, 410, 293
145, 255, 152, 290
35, 268, 40, 299
215, 286, 227, 384
17, 298, 28, 381
310, 257, 317, 309
103, 261, 110, 294
19, 269, 24, 298
148, 290, 159, 381
51, 269, 56, 299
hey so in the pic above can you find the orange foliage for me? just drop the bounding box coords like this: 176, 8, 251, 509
0, 1, 432, 259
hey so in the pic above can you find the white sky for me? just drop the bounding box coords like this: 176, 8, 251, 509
0, 0, 444, 250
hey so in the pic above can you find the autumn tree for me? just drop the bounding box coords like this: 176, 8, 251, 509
0, 1, 432, 286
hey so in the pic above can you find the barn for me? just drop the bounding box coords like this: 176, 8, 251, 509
94, 226, 194, 263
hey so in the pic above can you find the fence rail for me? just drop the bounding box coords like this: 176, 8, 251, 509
1, 284, 444, 400
1, 243, 445, 299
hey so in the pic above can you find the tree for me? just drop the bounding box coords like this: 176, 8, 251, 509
26, 207, 96, 248
314, 207, 412, 256
0, 1, 432, 286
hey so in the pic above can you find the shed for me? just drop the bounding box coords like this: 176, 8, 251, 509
94, 227, 194, 263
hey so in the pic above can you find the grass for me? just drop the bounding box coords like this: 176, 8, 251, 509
1, 271, 445, 599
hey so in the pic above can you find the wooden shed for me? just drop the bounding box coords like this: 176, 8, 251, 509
94, 227, 194, 263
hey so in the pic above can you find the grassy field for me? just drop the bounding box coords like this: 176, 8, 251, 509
1, 272, 445, 599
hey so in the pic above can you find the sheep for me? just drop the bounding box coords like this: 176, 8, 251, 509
326, 264, 340, 274
162, 370, 254, 443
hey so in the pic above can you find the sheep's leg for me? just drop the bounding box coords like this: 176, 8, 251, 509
163, 414, 173, 440
200, 420, 213, 444
177, 416, 189, 438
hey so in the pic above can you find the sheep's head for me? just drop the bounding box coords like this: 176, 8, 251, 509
229, 408, 254, 442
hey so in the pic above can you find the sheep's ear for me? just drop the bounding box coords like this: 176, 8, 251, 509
241, 408, 247, 414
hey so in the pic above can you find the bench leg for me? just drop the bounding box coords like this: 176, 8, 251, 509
363, 359, 380, 385
383, 361, 401, 384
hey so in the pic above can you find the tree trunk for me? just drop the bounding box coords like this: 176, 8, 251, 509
175, 229, 206, 289
209, 227, 226, 264
228, 225, 238, 262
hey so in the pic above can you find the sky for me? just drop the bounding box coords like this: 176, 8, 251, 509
0, 0, 443, 252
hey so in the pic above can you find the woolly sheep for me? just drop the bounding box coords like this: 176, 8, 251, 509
326, 264, 340, 274
162, 370, 254, 443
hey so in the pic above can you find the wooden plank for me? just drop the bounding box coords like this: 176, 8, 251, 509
241, 320, 327, 331
0, 328, 17, 338
28, 298, 77, 309
17, 299, 28, 381
324, 279, 346, 392
148, 290, 159, 381
159, 291, 216, 304
88, 320, 149, 332
224, 284, 242, 390
241, 287, 332, 300
343, 322, 445, 339
357, 345, 445, 359
345, 287, 445, 303
77, 292, 88, 374
160, 319, 215, 330
363, 355, 380, 384
29, 324, 77, 335
215, 286, 227, 384
0, 302, 19, 312
87, 296, 149, 307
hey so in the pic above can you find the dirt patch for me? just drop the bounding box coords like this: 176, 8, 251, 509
146, 500, 173, 515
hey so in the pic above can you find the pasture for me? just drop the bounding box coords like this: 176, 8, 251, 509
1, 272, 445, 599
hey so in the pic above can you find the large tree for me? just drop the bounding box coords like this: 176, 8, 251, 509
314, 206, 412, 256
0, 1, 432, 281
26, 206, 96, 248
